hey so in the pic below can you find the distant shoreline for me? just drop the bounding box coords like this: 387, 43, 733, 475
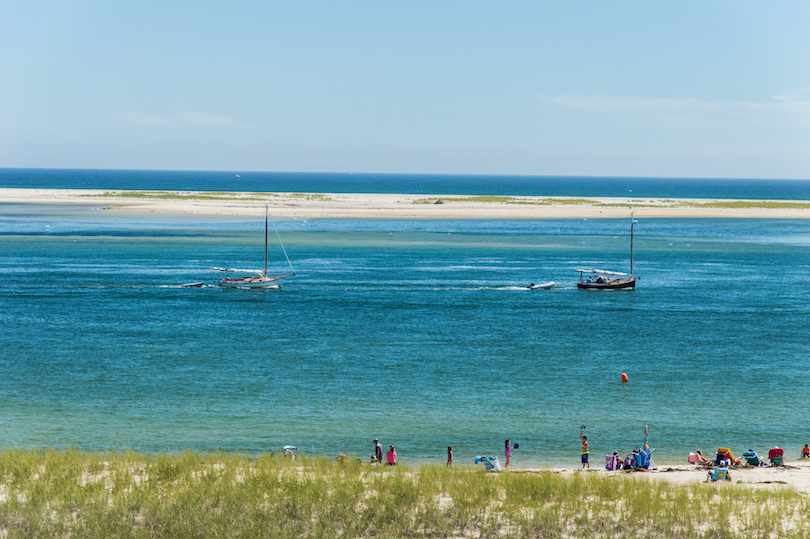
2, 188, 810, 219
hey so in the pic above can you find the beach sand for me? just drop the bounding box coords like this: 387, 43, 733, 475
2, 188, 810, 219
544, 460, 810, 494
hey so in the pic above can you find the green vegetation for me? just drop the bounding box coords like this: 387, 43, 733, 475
286, 193, 333, 201
77, 191, 810, 211
412, 196, 810, 211
685, 200, 810, 210
81, 191, 269, 201
79, 191, 332, 202
413, 196, 520, 204
413, 196, 603, 205
0, 449, 806, 538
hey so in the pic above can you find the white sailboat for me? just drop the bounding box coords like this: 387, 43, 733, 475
209, 206, 295, 289
575, 213, 638, 290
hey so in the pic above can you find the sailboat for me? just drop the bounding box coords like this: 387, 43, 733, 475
575, 214, 638, 290
209, 206, 295, 289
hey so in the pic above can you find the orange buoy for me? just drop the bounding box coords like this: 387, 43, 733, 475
621, 372, 629, 383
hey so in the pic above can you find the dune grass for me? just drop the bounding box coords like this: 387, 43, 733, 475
0, 449, 807, 538
80, 191, 332, 202
685, 200, 810, 210
414, 197, 810, 211
412, 196, 604, 205
77, 191, 810, 211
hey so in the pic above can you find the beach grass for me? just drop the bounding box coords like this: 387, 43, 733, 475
414, 196, 810, 211
413, 196, 604, 205
76, 191, 810, 212
0, 449, 807, 538
80, 191, 332, 202
684, 200, 810, 210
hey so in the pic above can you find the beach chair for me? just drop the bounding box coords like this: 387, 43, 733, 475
475, 455, 503, 472
707, 468, 731, 482
768, 447, 785, 466
742, 450, 763, 466
715, 447, 735, 466
633, 448, 656, 470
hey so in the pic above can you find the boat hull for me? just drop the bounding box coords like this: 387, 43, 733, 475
529, 281, 555, 290
577, 278, 636, 290
220, 277, 282, 289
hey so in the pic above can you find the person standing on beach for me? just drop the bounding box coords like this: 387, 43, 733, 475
374, 438, 383, 463
579, 428, 589, 469
504, 440, 512, 469
447, 446, 453, 467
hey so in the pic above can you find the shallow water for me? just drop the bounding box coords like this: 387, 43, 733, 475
1, 205, 809, 467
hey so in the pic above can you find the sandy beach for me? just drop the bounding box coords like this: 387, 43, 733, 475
2, 188, 810, 219
549, 459, 810, 495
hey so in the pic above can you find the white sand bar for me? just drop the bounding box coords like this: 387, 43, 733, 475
2, 188, 810, 219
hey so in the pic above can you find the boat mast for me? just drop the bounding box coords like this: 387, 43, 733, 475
630, 212, 634, 278
264, 205, 268, 277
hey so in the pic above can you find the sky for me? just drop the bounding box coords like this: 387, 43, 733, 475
1, 0, 809, 179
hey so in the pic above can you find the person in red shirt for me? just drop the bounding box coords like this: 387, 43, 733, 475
386, 445, 397, 466
801, 444, 809, 459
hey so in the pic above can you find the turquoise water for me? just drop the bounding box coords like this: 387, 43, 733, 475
2, 204, 810, 467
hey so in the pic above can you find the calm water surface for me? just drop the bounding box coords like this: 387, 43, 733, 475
1, 204, 809, 466
3, 168, 810, 199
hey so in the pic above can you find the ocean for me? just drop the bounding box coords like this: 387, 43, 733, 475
2, 167, 810, 199
1, 169, 809, 467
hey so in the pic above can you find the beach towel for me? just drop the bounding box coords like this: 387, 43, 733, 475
707, 468, 731, 482
635, 449, 653, 469
475, 455, 503, 472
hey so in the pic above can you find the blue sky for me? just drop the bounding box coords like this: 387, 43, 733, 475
1, 0, 808, 178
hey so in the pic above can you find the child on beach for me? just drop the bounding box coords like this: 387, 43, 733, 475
802, 444, 809, 459
386, 446, 397, 466
580, 428, 589, 469
504, 440, 512, 469
447, 446, 453, 467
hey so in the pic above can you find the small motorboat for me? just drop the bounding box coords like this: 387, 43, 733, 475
528, 281, 555, 290
181, 281, 205, 288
